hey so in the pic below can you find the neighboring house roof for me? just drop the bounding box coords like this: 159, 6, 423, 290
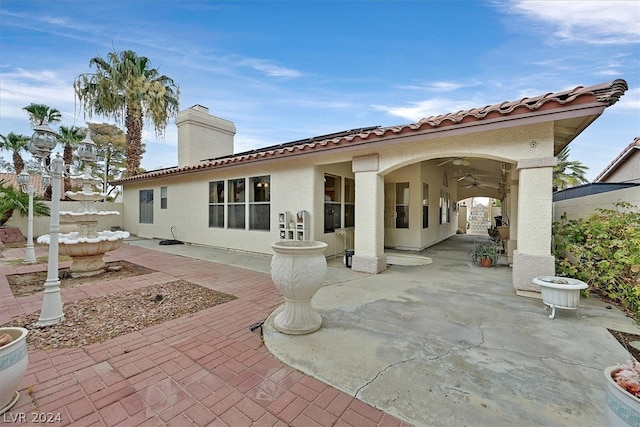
113, 79, 628, 185
593, 136, 640, 183
0, 172, 48, 196
553, 182, 640, 201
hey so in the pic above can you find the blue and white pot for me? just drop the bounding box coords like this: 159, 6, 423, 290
605, 366, 640, 426
0, 327, 29, 415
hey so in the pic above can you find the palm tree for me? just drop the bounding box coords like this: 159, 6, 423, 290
0, 180, 50, 227
23, 103, 62, 126
23, 103, 63, 200
553, 147, 589, 191
0, 132, 30, 174
74, 50, 180, 177
58, 125, 85, 194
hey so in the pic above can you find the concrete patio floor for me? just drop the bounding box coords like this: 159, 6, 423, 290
264, 235, 640, 426
1, 234, 638, 426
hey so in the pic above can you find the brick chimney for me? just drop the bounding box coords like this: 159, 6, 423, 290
176, 105, 236, 167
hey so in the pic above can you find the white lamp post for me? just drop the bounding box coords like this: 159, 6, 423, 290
26, 123, 98, 327
16, 171, 37, 263
27, 121, 64, 326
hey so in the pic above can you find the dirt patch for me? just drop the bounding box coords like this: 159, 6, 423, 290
2, 280, 236, 350
608, 329, 640, 362
7, 261, 155, 297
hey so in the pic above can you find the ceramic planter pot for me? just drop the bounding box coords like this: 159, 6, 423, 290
0, 327, 29, 415
533, 276, 588, 319
604, 366, 640, 426
480, 257, 493, 267
271, 240, 327, 335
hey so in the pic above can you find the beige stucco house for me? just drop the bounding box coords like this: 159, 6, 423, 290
113, 79, 628, 295
594, 136, 640, 184
553, 136, 640, 221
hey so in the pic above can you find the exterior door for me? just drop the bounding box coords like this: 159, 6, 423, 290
384, 183, 396, 248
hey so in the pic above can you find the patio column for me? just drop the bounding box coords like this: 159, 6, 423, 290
512, 157, 557, 296
351, 154, 387, 274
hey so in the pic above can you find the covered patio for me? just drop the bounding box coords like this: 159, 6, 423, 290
264, 234, 637, 426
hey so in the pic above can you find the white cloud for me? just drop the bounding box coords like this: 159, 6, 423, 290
373, 98, 479, 122
237, 58, 301, 78
396, 80, 479, 93
506, 0, 640, 45
0, 67, 80, 136
616, 87, 640, 111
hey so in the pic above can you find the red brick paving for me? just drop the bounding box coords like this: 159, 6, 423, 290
1, 243, 411, 426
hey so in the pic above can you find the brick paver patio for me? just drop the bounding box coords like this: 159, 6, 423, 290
1, 243, 410, 426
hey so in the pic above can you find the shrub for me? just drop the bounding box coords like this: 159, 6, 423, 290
552, 202, 640, 320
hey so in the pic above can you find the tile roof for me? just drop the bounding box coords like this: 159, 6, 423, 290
113, 79, 628, 185
593, 136, 640, 182
0, 172, 48, 196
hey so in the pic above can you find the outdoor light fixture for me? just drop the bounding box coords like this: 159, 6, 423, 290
17, 170, 37, 264
25, 124, 99, 327
26, 120, 65, 327
77, 130, 98, 163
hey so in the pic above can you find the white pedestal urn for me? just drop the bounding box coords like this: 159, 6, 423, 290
0, 327, 29, 415
271, 241, 328, 335
533, 276, 588, 319
604, 366, 640, 426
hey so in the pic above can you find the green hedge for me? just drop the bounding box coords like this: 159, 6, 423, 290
552, 202, 640, 320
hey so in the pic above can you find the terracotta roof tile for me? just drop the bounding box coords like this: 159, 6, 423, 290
113, 79, 628, 185
0, 172, 48, 196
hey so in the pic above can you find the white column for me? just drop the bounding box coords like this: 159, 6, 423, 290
24, 185, 36, 263
351, 155, 387, 274
512, 157, 556, 295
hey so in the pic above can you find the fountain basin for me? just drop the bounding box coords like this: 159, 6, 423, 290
38, 231, 130, 277
64, 191, 106, 202
59, 211, 120, 222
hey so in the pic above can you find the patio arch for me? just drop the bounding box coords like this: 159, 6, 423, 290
350, 128, 555, 296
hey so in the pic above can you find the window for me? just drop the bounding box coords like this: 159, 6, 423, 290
440, 190, 450, 224
228, 178, 245, 229
395, 182, 409, 228
324, 175, 342, 232
160, 186, 167, 209
249, 176, 270, 230
139, 189, 154, 224
440, 171, 450, 224
208, 181, 224, 228
422, 183, 429, 228
344, 178, 355, 228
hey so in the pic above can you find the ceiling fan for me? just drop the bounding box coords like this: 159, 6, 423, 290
455, 170, 489, 182
437, 157, 470, 167
464, 179, 498, 189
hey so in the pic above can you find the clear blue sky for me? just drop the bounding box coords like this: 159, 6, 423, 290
1, 0, 638, 180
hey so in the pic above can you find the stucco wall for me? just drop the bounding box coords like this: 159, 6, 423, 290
119, 121, 557, 258
122, 161, 316, 255
552, 186, 640, 221
602, 153, 640, 184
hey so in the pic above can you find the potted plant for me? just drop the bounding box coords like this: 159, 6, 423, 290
604, 360, 640, 426
0, 327, 29, 415
532, 276, 589, 319
468, 241, 500, 267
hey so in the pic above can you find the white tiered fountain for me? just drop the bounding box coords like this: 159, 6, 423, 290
37, 136, 129, 277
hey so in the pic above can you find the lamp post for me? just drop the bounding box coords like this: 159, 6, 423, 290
27, 120, 64, 326
26, 123, 98, 327
17, 171, 37, 263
